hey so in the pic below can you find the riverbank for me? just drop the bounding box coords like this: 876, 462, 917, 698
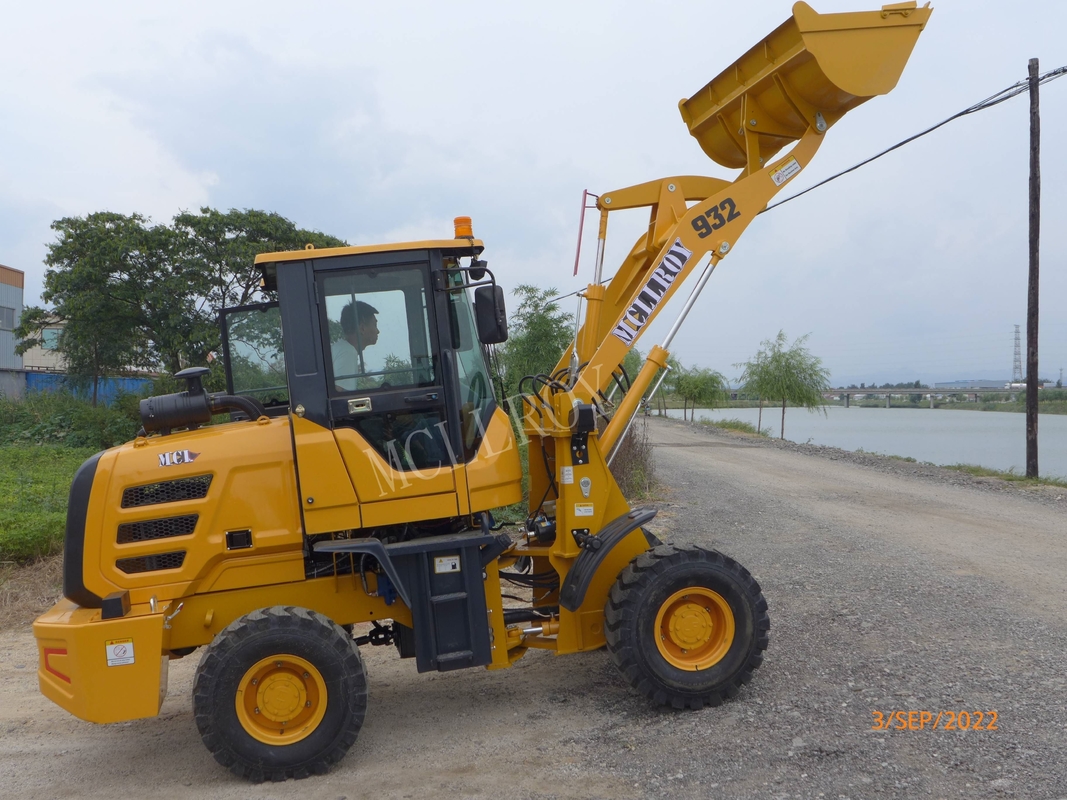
671, 405, 1067, 480
666, 416, 1067, 505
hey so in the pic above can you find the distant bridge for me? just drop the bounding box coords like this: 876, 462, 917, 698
822, 388, 1024, 408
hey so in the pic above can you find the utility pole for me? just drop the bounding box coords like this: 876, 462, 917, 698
1026, 58, 1040, 478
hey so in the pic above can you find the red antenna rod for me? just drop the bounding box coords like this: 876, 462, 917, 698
572, 189, 599, 276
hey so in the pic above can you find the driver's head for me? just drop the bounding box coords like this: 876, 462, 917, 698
341, 300, 379, 349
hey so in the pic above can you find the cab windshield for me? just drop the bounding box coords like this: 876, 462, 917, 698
446, 272, 495, 459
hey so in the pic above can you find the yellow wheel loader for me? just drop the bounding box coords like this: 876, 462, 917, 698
33, 2, 930, 781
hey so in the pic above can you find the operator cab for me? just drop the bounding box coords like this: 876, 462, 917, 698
221, 220, 507, 471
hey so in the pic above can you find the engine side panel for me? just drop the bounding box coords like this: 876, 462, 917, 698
75, 418, 303, 607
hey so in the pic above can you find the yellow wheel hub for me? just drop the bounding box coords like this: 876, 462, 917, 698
654, 588, 735, 671
235, 655, 327, 745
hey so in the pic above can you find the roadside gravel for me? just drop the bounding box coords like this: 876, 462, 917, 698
0, 417, 1064, 799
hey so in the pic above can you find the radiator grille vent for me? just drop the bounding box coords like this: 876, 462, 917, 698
115, 551, 186, 574
121, 475, 212, 508
117, 514, 198, 544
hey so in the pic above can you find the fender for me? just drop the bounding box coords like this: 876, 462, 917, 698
63, 452, 105, 608
559, 507, 658, 612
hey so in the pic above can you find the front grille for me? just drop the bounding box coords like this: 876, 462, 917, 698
121, 475, 212, 508
117, 514, 198, 544
115, 551, 186, 574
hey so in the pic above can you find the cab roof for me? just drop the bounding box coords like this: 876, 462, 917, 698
254, 238, 485, 265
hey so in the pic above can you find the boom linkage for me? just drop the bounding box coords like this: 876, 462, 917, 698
562, 128, 826, 450
545, 0, 932, 448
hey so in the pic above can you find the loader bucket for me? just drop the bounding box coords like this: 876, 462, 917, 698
679, 1, 932, 170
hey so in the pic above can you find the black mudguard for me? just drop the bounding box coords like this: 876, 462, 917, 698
558, 507, 658, 612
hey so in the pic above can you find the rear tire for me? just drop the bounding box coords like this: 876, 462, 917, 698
193, 606, 368, 781
604, 544, 769, 709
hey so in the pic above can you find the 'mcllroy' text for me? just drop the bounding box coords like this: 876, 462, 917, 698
611, 238, 693, 345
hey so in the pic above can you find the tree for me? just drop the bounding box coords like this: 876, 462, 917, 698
652, 355, 684, 416
17, 208, 348, 395
497, 285, 574, 396
173, 207, 347, 320
16, 213, 172, 405
737, 331, 830, 439
621, 347, 644, 388
675, 367, 728, 421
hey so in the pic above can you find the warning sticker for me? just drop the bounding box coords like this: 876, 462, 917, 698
560, 466, 574, 485
434, 555, 461, 574
770, 156, 802, 186
105, 638, 135, 667
574, 503, 594, 517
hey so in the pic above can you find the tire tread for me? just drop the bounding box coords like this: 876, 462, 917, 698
604, 544, 770, 710
193, 605, 367, 782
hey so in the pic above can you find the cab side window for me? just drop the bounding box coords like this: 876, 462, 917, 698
324, 270, 435, 392
323, 267, 447, 472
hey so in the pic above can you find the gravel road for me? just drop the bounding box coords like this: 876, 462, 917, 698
1, 417, 1065, 799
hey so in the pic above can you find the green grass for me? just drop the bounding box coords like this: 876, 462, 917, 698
942, 463, 1067, 488
699, 418, 769, 437
938, 400, 1067, 415
0, 446, 97, 562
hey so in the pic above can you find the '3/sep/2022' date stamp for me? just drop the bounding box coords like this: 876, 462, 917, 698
871, 710, 999, 731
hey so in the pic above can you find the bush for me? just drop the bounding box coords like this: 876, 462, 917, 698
0, 446, 97, 562
0, 390, 141, 449
700, 418, 768, 436
610, 419, 656, 499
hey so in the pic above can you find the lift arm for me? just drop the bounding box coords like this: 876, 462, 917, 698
553, 1, 932, 451
512, 2, 931, 655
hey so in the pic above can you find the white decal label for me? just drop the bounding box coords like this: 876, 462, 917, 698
159, 450, 200, 468
560, 466, 574, 485
574, 503, 594, 517
770, 157, 802, 186
105, 638, 135, 667
611, 238, 693, 345
434, 555, 461, 574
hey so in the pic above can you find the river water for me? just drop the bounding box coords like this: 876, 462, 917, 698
666, 406, 1067, 480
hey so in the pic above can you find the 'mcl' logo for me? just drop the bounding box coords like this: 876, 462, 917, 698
159, 450, 200, 467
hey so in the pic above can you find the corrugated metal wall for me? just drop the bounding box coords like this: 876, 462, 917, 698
0, 265, 24, 370
25, 373, 153, 404
0, 370, 24, 399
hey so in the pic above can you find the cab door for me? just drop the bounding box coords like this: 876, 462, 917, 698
278, 250, 470, 532
322, 257, 469, 526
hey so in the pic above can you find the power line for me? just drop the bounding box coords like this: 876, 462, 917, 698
762, 65, 1067, 214
557, 68, 1067, 308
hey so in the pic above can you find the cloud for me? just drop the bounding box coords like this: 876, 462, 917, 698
1, 0, 1066, 384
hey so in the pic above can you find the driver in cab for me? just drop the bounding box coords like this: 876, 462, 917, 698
332, 300, 379, 391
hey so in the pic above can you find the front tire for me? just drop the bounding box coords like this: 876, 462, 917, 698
193, 606, 368, 781
604, 544, 769, 710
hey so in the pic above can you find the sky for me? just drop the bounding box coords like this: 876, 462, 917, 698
1, 1, 1065, 387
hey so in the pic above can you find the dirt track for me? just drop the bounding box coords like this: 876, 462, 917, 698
1, 417, 1065, 799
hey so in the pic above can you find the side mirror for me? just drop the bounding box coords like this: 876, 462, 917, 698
474, 285, 508, 344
